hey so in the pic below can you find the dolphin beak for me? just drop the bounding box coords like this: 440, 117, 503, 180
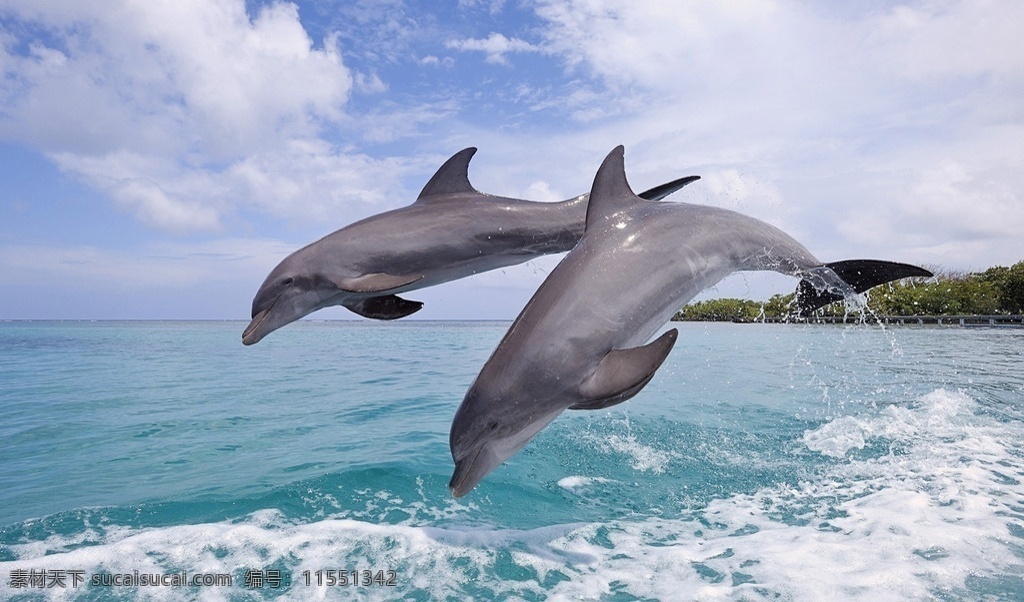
242, 308, 271, 346
449, 457, 476, 498
449, 447, 491, 498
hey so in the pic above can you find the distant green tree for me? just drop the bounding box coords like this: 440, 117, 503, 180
979, 261, 1024, 314
867, 271, 999, 315
762, 293, 795, 317
674, 261, 1023, 321
675, 298, 763, 321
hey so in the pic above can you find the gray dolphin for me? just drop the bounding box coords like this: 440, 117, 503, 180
448, 146, 932, 497
242, 148, 698, 345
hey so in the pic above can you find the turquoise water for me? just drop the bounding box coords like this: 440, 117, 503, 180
1, 320, 1023, 600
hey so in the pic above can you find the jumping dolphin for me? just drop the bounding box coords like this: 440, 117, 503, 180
448, 146, 932, 497
242, 148, 698, 345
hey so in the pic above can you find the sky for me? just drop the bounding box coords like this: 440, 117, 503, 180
1, 0, 1022, 321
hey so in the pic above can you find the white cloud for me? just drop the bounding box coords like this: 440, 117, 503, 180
0, 234, 320, 318
2, 1, 351, 154
0, 0, 358, 232
39, 140, 427, 232
908, 160, 1020, 238
0, 237, 294, 291
836, 156, 1024, 264
356, 101, 460, 144
50, 150, 227, 232
354, 71, 388, 93
529, 0, 1023, 147
522, 180, 561, 201
698, 169, 783, 215
446, 32, 538, 65
419, 54, 454, 68
225, 144, 420, 222
457, 0, 508, 13
873, 1, 1024, 80
518, 0, 1024, 271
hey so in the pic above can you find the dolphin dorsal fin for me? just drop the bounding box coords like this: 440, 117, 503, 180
572, 328, 678, 409
416, 148, 480, 201
584, 145, 645, 231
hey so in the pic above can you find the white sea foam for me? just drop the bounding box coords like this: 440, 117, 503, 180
0, 514, 585, 601
556, 476, 613, 490
539, 389, 1024, 600
3, 389, 1021, 600
586, 432, 676, 473
802, 388, 977, 457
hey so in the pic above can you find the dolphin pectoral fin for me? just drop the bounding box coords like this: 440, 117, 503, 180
569, 387, 648, 411
638, 175, 700, 201
336, 272, 425, 294
343, 295, 423, 320
796, 260, 933, 316
573, 329, 679, 410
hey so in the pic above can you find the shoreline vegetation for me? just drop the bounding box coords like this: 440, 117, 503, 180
674, 261, 1024, 324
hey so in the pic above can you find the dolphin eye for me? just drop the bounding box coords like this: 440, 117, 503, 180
488, 420, 499, 431
281, 278, 294, 287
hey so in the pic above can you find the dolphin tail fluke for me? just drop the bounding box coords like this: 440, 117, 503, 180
797, 260, 933, 316
638, 175, 700, 201
344, 295, 424, 320
571, 328, 678, 410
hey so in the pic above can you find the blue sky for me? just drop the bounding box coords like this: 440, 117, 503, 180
1, 0, 1022, 320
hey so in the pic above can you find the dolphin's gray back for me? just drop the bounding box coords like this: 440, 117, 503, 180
590, 201, 820, 345
308, 193, 588, 289
480, 200, 821, 378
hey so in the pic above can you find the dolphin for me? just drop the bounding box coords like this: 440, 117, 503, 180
242, 148, 699, 345
448, 146, 932, 497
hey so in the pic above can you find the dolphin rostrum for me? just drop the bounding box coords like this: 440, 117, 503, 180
448, 146, 932, 497
242, 148, 699, 345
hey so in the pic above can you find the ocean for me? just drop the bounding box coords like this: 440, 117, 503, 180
1, 320, 1022, 601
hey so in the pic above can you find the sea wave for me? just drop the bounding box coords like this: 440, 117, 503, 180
3, 388, 1022, 600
